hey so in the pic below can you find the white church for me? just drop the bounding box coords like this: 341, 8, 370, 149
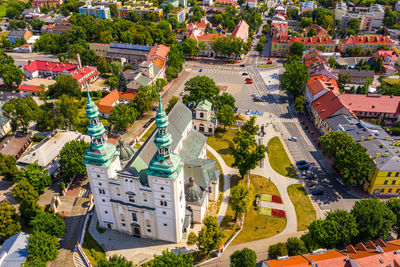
84, 92, 220, 243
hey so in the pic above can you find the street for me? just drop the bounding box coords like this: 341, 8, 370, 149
7, 52, 60, 68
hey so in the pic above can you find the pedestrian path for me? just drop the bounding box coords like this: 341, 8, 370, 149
259, 200, 285, 210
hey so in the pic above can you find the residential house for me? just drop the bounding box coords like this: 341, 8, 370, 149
341, 12, 375, 31
48, 23, 72, 34
17, 84, 44, 96
332, 69, 374, 84
305, 75, 340, 106
97, 90, 136, 118
271, 36, 335, 57
70, 66, 99, 89
187, 17, 211, 32
17, 130, 90, 176
300, 0, 317, 12
203, 0, 214, 6
0, 101, 11, 138
146, 44, 170, 67
13, 44, 33, 53
126, 61, 166, 91
384, 27, 400, 40
270, 21, 288, 37
373, 50, 397, 74
91, 0, 122, 16
339, 94, 400, 125
7, 30, 33, 44
0, 233, 30, 267
0, 132, 32, 159
246, 0, 257, 8
231, 20, 249, 41
334, 1, 347, 20
161, 0, 187, 10
192, 100, 217, 134
205, 7, 226, 15
338, 35, 393, 54
79, 4, 111, 19
303, 49, 337, 79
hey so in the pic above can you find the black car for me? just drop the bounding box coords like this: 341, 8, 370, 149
312, 189, 324, 196
296, 160, 307, 166
306, 182, 315, 188
305, 174, 317, 180
298, 164, 310, 170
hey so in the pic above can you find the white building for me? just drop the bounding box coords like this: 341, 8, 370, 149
246, 0, 257, 8
334, 1, 347, 20
369, 4, 384, 28
192, 100, 218, 135
84, 94, 220, 243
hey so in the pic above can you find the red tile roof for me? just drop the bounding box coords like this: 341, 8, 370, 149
305, 24, 329, 38
153, 57, 165, 69
231, 20, 249, 40
17, 84, 43, 92
312, 91, 347, 120
188, 32, 224, 42
290, 36, 335, 45
303, 250, 348, 267
23, 60, 77, 74
339, 94, 400, 115
147, 44, 170, 61
375, 50, 397, 61
71, 66, 98, 85
341, 35, 393, 45
304, 50, 328, 68
214, 0, 237, 5
307, 75, 339, 96
97, 90, 136, 114
271, 21, 288, 37
264, 255, 310, 267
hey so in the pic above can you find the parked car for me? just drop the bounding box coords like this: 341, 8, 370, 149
245, 77, 252, 81
245, 110, 250, 115
288, 136, 297, 141
253, 96, 262, 102
298, 164, 310, 170
307, 182, 316, 188
267, 60, 273, 64
242, 72, 249, 75
246, 79, 253, 84
305, 174, 317, 180
152, 106, 158, 111
302, 170, 313, 176
240, 64, 245, 67
312, 189, 324, 196
296, 160, 307, 166
199, 68, 203, 72
180, 91, 184, 96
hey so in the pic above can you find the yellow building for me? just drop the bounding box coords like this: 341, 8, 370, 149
91, 0, 123, 16
118, 5, 163, 20
271, 36, 335, 57
338, 35, 393, 54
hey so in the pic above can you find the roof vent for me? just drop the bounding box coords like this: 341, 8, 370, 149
396, 250, 400, 254
277, 256, 289, 261
312, 249, 327, 255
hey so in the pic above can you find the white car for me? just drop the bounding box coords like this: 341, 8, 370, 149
302, 170, 313, 176
288, 136, 298, 141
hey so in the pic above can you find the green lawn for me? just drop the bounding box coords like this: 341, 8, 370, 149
257, 64, 277, 68
206, 150, 224, 217
382, 78, 400, 85
82, 216, 106, 265
267, 137, 297, 178
206, 128, 236, 167
287, 184, 316, 231
220, 174, 286, 245
139, 123, 157, 142
0, 5, 6, 17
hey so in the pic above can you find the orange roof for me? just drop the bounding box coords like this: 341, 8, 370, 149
97, 90, 119, 113
340, 94, 400, 115
119, 91, 135, 100
264, 255, 310, 267
307, 75, 339, 96
341, 35, 392, 45
153, 57, 165, 69
305, 24, 329, 38
304, 50, 328, 68
17, 84, 43, 92
375, 50, 397, 61
147, 44, 170, 61
303, 250, 348, 267
290, 36, 335, 45
231, 20, 249, 40
312, 90, 347, 120
214, 0, 237, 5
188, 32, 224, 42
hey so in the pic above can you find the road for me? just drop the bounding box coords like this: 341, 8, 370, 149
7, 52, 59, 68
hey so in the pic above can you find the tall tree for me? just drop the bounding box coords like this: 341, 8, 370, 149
165, 96, 179, 114
0, 202, 21, 239
268, 242, 288, 259
183, 76, 220, 106
215, 92, 235, 110
289, 41, 306, 57
386, 198, 400, 239
197, 216, 225, 256
351, 198, 396, 241
31, 212, 65, 238
3, 97, 39, 132
0, 64, 24, 87
231, 183, 253, 220
109, 104, 137, 131
216, 105, 235, 130
117, 72, 128, 91
307, 219, 342, 249
294, 96, 305, 112
48, 75, 81, 99
241, 116, 259, 135
280, 57, 309, 97
147, 250, 193, 267
0, 153, 20, 181
131, 90, 153, 116
55, 94, 81, 129
286, 237, 307, 256
318, 131, 354, 159
59, 140, 90, 180
12, 180, 39, 204
97, 56, 110, 74
230, 248, 256, 267
27, 231, 59, 263
110, 62, 123, 77
324, 210, 359, 248
19, 200, 41, 225
17, 163, 51, 193
181, 38, 199, 57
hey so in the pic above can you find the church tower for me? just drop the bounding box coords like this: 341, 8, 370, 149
84, 88, 121, 230
146, 94, 186, 243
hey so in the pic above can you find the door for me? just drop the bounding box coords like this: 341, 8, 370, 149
199, 124, 205, 132
132, 224, 141, 237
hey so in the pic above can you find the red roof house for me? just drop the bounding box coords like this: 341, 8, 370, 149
23, 60, 77, 79
146, 44, 170, 63
231, 20, 249, 41
97, 90, 136, 117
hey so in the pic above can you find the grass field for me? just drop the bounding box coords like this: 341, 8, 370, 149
287, 184, 316, 231
257, 64, 277, 68
267, 137, 297, 178
206, 128, 236, 167
382, 78, 400, 85
0, 5, 6, 17
82, 216, 105, 265
206, 150, 224, 217
139, 123, 157, 142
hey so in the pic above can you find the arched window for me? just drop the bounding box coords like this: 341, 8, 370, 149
143, 193, 147, 202
200, 112, 204, 118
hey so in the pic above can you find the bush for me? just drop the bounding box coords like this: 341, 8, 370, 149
187, 232, 197, 245
60, 181, 66, 191
268, 242, 288, 259
32, 134, 45, 142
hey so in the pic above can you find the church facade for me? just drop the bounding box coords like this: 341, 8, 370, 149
84, 92, 220, 243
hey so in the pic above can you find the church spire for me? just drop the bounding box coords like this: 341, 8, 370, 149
153, 93, 172, 158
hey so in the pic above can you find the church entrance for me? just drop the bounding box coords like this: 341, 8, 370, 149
199, 124, 205, 132
131, 223, 141, 237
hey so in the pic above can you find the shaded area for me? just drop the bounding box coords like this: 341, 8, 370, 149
267, 137, 297, 178
287, 184, 316, 231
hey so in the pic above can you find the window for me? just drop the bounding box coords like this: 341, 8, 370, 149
200, 112, 204, 118
122, 223, 126, 227
161, 194, 165, 198
97, 174, 100, 178
396, 188, 400, 193
160, 187, 164, 190
99, 189, 105, 194
384, 180, 389, 185
392, 180, 397, 185
163, 223, 167, 226
160, 200, 167, 206
381, 189, 385, 193
128, 195, 135, 203
209, 187, 211, 193
388, 172, 392, 177
132, 213, 137, 222
395, 172, 400, 177
162, 211, 166, 215
147, 229, 151, 233
146, 220, 151, 227
389, 188, 393, 193
102, 199, 105, 202
98, 182, 102, 186
143, 193, 147, 202
105, 211, 108, 214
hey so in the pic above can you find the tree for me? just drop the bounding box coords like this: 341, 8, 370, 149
241, 116, 259, 135
324, 210, 359, 248
307, 219, 343, 249
0, 202, 21, 239
215, 92, 235, 110
375, 57, 383, 72
181, 38, 199, 57
286, 237, 307, 256
59, 140, 90, 180
12, 180, 39, 204
256, 42, 265, 53
328, 57, 337, 69
230, 248, 256, 267
347, 18, 360, 33
127, 11, 139, 22
19, 200, 41, 225
307, 28, 317, 37
338, 73, 351, 89
280, 57, 309, 97
3, 97, 39, 132
55, 94, 81, 129
197, 216, 225, 256
97, 255, 133, 267
165, 96, 179, 114
110, 62, 123, 77
300, 17, 313, 28
27, 231, 59, 263
289, 41, 306, 57
386, 198, 400, 238
183, 76, 220, 105
0, 153, 20, 181
117, 72, 128, 92
17, 163, 51, 193
168, 17, 179, 31
97, 56, 110, 74
294, 96, 305, 112
318, 131, 354, 159
48, 75, 81, 98
268, 242, 288, 259
383, 8, 397, 28
166, 44, 184, 80
131, 90, 153, 116
231, 183, 253, 220
108, 76, 118, 89
148, 250, 193, 267
109, 104, 137, 131
216, 105, 235, 130
351, 198, 396, 241
232, 131, 266, 178
31, 212, 65, 238
0, 64, 24, 87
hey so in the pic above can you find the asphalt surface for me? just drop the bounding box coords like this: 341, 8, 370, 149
7, 52, 59, 69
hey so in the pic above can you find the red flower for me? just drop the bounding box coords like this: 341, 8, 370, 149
271, 195, 283, 204
271, 209, 286, 218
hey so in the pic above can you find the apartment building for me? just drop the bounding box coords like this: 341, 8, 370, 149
271, 36, 335, 57
338, 35, 393, 54
79, 4, 111, 19
369, 4, 385, 28
118, 5, 163, 20
334, 1, 347, 20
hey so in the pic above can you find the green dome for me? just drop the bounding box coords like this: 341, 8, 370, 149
117, 138, 135, 162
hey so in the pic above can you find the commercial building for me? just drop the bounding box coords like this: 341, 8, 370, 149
23, 60, 77, 79
146, 44, 170, 65
79, 4, 111, 19
305, 74, 339, 106
305, 24, 330, 38
89, 43, 110, 58
7, 30, 33, 44
338, 35, 393, 54
300, 0, 317, 12
107, 43, 153, 66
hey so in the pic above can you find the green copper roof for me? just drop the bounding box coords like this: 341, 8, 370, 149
196, 100, 212, 112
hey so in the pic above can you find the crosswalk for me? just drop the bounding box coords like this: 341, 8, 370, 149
78, 189, 91, 198
193, 68, 244, 75
271, 118, 298, 123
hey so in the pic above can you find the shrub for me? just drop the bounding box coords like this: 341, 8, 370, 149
187, 232, 197, 245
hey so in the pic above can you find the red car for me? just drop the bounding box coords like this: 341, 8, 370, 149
246, 79, 253, 84
267, 60, 273, 64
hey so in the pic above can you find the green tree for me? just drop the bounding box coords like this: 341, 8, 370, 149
3, 97, 39, 132
383, 8, 397, 27
289, 41, 306, 57
165, 96, 179, 114
168, 17, 179, 31
351, 198, 396, 241
117, 72, 128, 92
324, 209, 359, 248
166, 44, 184, 80
256, 42, 265, 53
375, 57, 383, 72
268, 242, 288, 259
286, 237, 307, 256
280, 57, 309, 97
307, 219, 342, 249
294, 96, 305, 112
31, 212, 65, 238
108, 76, 118, 89
386, 198, 400, 238
338, 73, 351, 89
230, 248, 256, 267
110, 62, 123, 77
231, 183, 253, 220
0, 202, 21, 239
328, 57, 337, 69
197, 216, 225, 256
318, 131, 354, 159
17, 163, 51, 193
262, 24, 270, 34
59, 140, 90, 180
131, 90, 153, 116
109, 104, 137, 131
97, 56, 110, 74
216, 105, 235, 129
97, 255, 133, 267
12, 180, 39, 204
0, 153, 20, 181
48, 75, 81, 98
0, 64, 24, 87
147, 250, 193, 267
307, 28, 317, 37
347, 18, 360, 33
241, 116, 259, 135
300, 17, 313, 28
232, 131, 266, 178
27, 231, 59, 263
215, 92, 235, 110
183, 76, 220, 105
55, 94, 81, 129
19, 200, 41, 225
181, 38, 199, 57
127, 11, 139, 22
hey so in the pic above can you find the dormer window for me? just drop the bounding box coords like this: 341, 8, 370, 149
200, 112, 204, 118
159, 128, 166, 135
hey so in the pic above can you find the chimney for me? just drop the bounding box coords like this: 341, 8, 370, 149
77, 53, 82, 69
346, 244, 357, 254
356, 242, 368, 251
376, 238, 387, 247
365, 240, 377, 249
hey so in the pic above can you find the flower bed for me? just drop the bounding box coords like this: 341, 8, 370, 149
271, 209, 286, 218
260, 194, 272, 202
271, 195, 283, 204
258, 207, 272, 216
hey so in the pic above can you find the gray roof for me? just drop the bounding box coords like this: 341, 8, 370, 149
184, 158, 220, 188
341, 121, 400, 171
332, 69, 374, 78
179, 129, 207, 162
117, 138, 135, 162
324, 113, 358, 131
108, 47, 149, 57
8, 30, 28, 37
0, 232, 29, 267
